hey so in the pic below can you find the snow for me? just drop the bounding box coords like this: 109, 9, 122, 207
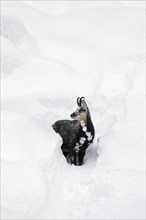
79, 137, 86, 145
82, 124, 87, 132
1, 110, 56, 162
1, 161, 47, 219
1, 1, 145, 219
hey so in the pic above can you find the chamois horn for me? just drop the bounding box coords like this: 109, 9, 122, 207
77, 97, 85, 106
77, 97, 81, 107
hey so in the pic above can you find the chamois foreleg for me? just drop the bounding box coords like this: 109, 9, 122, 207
76, 150, 86, 166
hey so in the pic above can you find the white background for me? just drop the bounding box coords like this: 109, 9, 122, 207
1, 0, 145, 219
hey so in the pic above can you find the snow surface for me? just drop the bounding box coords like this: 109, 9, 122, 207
1, 1, 145, 219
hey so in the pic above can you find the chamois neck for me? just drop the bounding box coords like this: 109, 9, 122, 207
80, 111, 92, 126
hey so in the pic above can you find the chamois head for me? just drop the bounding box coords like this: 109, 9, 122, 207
70, 97, 89, 123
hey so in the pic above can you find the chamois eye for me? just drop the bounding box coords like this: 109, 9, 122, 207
79, 108, 85, 113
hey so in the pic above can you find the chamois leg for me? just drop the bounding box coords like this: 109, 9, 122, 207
67, 150, 86, 166
61, 144, 75, 165
75, 150, 86, 166
61, 144, 69, 158
66, 149, 76, 165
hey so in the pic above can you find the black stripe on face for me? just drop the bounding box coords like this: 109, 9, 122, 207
78, 107, 86, 113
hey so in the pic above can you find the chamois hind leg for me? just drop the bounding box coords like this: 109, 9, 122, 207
61, 143, 69, 158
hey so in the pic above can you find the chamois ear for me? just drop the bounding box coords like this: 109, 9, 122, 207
80, 97, 86, 106
80, 97, 88, 110
77, 97, 81, 107
80, 97, 85, 102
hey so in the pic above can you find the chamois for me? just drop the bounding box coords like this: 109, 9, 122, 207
52, 97, 95, 166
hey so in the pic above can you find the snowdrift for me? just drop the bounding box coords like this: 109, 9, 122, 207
1, 1, 145, 219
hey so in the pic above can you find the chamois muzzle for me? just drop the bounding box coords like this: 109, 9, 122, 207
70, 112, 76, 118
